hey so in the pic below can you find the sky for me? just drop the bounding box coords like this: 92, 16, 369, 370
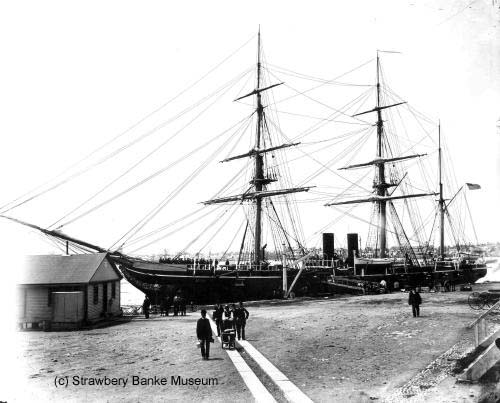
0, 0, 499, 260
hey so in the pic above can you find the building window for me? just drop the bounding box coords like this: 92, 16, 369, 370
93, 285, 99, 304
111, 282, 116, 299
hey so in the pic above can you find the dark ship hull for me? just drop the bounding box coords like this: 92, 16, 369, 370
335, 259, 487, 290
118, 256, 487, 303
119, 260, 333, 304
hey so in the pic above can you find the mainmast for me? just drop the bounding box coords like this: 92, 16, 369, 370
438, 122, 445, 258
203, 28, 311, 267
375, 54, 388, 258
254, 28, 264, 265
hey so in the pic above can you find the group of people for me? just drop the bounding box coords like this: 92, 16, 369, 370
141, 295, 189, 318
159, 295, 188, 316
196, 302, 250, 360
212, 302, 249, 340
159, 256, 231, 270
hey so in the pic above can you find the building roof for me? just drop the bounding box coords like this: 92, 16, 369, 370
17, 253, 122, 285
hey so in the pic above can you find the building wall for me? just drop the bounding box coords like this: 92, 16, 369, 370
107, 280, 121, 315
87, 280, 121, 321
16, 287, 26, 320
90, 259, 121, 283
16, 281, 122, 325
18, 286, 52, 322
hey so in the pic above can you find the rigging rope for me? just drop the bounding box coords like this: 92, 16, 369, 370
56, 112, 252, 230
0, 36, 256, 214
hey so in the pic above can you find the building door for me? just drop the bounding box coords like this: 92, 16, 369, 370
103, 283, 108, 313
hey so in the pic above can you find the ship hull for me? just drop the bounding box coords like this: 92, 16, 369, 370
119, 261, 333, 304
340, 260, 487, 289
118, 258, 487, 303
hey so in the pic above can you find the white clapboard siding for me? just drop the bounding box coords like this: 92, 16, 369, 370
24, 287, 52, 322
87, 283, 103, 321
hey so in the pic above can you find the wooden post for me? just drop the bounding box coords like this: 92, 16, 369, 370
481, 319, 488, 342
474, 322, 480, 346
282, 245, 288, 296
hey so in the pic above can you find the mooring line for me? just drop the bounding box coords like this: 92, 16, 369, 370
238, 340, 314, 403
208, 318, 276, 403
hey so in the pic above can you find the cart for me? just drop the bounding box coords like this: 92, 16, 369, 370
221, 329, 236, 349
468, 290, 500, 310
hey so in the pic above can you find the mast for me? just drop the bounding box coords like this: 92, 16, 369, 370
202, 28, 310, 266
254, 27, 264, 266
326, 53, 437, 259
438, 122, 445, 258
375, 53, 387, 258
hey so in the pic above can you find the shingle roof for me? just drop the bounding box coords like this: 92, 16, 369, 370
17, 253, 119, 285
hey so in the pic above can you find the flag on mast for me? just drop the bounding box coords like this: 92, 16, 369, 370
466, 183, 481, 190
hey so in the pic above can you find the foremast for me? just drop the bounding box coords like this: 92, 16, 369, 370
326, 52, 436, 259
203, 28, 311, 267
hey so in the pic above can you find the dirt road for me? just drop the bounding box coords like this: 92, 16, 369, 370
14, 286, 500, 402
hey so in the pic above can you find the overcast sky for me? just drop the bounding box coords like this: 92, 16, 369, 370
1, 0, 499, 259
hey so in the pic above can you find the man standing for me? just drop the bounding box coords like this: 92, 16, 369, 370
234, 302, 249, 340
408, 289, 422, 317
196, 309, 213, 360
173, 295, 179, 316
380, 279, 387, 293
213, 304, 224, 336
142, 296, 151, 319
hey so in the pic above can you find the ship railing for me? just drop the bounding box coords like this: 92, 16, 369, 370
304, 259, 337, 268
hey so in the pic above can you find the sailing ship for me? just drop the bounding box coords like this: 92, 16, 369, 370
324, 53, 487, 288
3, 32, 486, 303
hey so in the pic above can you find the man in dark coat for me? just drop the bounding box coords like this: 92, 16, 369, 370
142, 296, 151, 319
213, 304, 224, 336
196, 309, 213, 360
234, 302, 250, 340
408, 289, 422, 317
173, 295, 179, 316
180, 297, 186, 316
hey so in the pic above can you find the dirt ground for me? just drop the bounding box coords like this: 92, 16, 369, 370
244, 288, 500, 402
14, 315, 252, 402
12, 284, 500, 402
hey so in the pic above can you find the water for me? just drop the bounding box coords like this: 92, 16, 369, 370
120, 279, 145, 305
476, 257, 500, 283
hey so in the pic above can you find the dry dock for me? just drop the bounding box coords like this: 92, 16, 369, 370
13, 286, 500, 402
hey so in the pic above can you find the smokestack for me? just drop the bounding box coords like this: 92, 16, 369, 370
347, 233, 359, 266
322, 233, 335, 259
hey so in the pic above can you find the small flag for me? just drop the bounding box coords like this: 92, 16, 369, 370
466, 183, 481, 190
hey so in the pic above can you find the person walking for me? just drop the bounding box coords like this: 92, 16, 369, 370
408, 289, 422, 317
196, 309, 213, 360
234, 302, 249, 340
142, 296, 151, 319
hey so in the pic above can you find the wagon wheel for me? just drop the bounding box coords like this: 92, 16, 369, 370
483, 296, 493, 309
468, 292, 484, 310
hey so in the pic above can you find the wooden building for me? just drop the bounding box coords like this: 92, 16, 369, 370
17, 253, 123, 329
